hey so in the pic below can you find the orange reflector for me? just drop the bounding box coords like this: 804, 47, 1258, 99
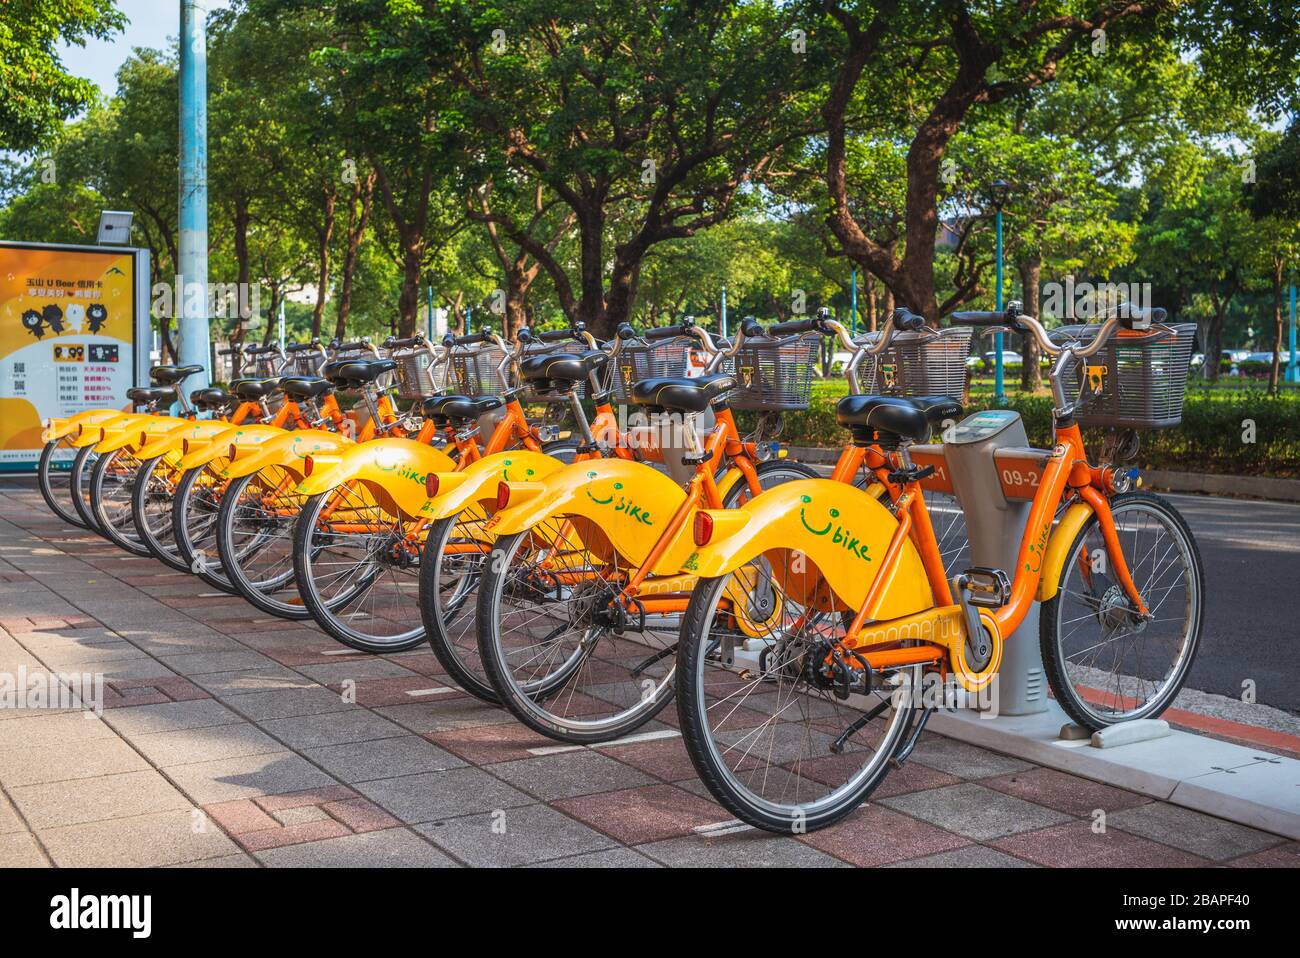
425, 473, 440, 498
303, 455, 314, 476
693, 511, 713, 547
496, 481, 511, 511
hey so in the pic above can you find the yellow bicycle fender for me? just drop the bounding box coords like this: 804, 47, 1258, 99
136, 418, 231, 461
424, 450, 569, 520
176, 423, 286, 471
72, 412, 154, 449
93, 415, 187, 454
681, 478, 933, 622
715, 466, 746, 505
221, 429, 353, 480
487, 458, 692, 573
1035, 501, 1095, 602
42, 408, 128, 443
294, 438, 456, 519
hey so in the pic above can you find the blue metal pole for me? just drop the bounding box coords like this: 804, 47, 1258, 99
277, 298, 285, 351
720, 285, 727, 339
994, 207, 1005, 405
1287, 281, 1298, 384
177, 1, 210, 388
850, 269, 858, 335
466, 307, 472, 336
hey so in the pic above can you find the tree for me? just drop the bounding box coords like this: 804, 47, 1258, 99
0, 0, 124, 150
441, 0, 820, 337
1246, 123, 1300, 394
819, 0, 1174, 321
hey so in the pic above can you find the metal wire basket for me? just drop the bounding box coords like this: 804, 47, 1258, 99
730, 333, 819, 411
285, 347, 327, 377
451, 344, 509, 397
389, 347, 450, 401
1053, 322, 1196, 429
612, 336, 724, 403
858, 326, 973, 399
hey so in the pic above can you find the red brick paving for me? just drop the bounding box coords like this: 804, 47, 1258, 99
800, 804, 971, 867
555, 783, 724, 844
992, 821, 1207, 868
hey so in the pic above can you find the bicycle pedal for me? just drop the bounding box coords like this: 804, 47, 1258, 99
957, 567, 1010, 609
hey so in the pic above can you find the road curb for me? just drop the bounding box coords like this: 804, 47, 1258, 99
928, 705, 1300, 840
788, 447, 1300, 503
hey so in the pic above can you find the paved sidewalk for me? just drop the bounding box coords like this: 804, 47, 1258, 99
0, 478, 1294, 868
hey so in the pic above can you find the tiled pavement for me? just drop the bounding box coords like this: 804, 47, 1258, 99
0, 478, 1294, 868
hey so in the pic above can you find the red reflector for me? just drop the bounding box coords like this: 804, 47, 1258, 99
496, 481, 511, 511
303, 455, 314, 477
694, 511, 714, 547
183, 438, 190, 455
425, 473, 440, 498
139, 431, 147, 447
228, 443, 237, 461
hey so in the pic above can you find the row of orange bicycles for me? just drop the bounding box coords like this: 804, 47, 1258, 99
38, 304, 1205, 833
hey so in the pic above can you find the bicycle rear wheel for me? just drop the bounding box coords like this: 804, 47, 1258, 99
38, 438, 85, 527
216, 467, 312, 618
677, 554, 919, 834
293, 485, 424, 652
132, 456, 190, 572
70, 445, 101, 532
1040, 491, 1204, 730
89, 449, 153, 556
172, 463, 238, 593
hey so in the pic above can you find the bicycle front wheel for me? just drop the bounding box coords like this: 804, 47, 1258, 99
1040, 491, 1204, 729
70, 445, 101, 532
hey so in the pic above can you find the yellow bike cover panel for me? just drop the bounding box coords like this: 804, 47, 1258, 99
294, 437, 457, 520
42, 408, 127, 443
487, 458, 692, 574
176, 423, 287, 471
682, 478, 933, 622
220, 429, 353, 481
424, 450, 570, 520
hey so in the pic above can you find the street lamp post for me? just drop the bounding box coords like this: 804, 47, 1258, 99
1287, 273, 1298, 384
850, 269, 858, 336
990, 179, 1011, 406
177, 0, 210, 389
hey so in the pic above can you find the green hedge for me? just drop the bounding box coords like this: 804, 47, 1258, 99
744, 386, 1300, 478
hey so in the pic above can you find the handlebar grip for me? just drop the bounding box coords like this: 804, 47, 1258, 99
644, 321, 693, 340
769, 318, 820, 336
332, 340, 372, 351
615, 323, 636, 340
951, 300, 1026, 331
285, 340, 323, 352
892, 308, 926, 331
383, 335, 422, 348
538, 328, 574, 343
1119, 305, 1167, 328
452, 331, 491, 346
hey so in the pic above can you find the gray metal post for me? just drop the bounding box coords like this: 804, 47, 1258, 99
177, 0, 210, 388
941, 409, 1047, 715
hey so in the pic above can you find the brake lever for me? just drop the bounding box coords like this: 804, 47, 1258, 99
978, 326, 1014, 340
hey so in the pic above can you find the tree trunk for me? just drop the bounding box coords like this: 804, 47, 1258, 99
864, 272, 877, 332
335, 171, 375, 341
312, 186, 336, 340
1207, 287, 1226, 382
1018, 256, 1043, 392
229, 197, 251, 377
397, 246, 422, 337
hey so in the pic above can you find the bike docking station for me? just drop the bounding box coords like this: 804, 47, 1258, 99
907, 408, 1300, 841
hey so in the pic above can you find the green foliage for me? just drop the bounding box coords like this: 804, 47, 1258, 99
0, 0, 125, 151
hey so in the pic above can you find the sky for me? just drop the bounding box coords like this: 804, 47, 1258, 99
56, 0, 233, 100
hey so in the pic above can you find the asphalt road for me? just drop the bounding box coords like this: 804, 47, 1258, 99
1159, 492, 1300, 713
